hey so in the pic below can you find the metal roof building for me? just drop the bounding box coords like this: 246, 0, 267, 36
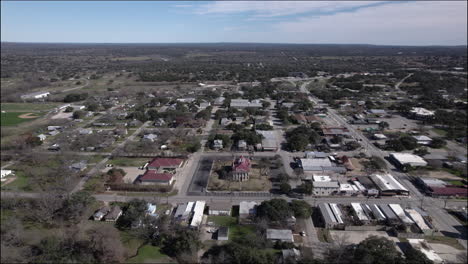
405, 209, 432, 234
389, 204, 414, 225
351, 203, 369, 222
370, 204, 386, 221
318, 203, 338, 228
378, 204, 400, 225
371, 173, 409, 196
390, 153, 428, 167
190, 201, 206, 229
329, 203, 344, 224
266, 229, 294, 242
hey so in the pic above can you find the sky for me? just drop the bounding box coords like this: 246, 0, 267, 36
1, 1, 467, 45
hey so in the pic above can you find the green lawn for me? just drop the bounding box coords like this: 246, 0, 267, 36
448, 180, 465, 186
1, 112, 42, 126
1, 102, 60, 112
1, 171, 31, 191
126, 245, 173, 263
432, 128, 448, 137
108, 157, 150, 167
207, 215, 256, 241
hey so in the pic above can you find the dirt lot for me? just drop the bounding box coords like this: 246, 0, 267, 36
102, 166, 143, 184
329, 230, 400, 245
207, 160, 272, 192
410, 170, 461, 180
51, 110, 73, 119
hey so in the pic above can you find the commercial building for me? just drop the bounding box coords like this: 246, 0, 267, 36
313, 181, 339, 196
138, 171, 174, 186
409, 107, 435, 120
389, 153, 428, 168
405, 209, 434, 236
299, 158, 346, 173
413, 135, 432, 145
256, 130, 278, 151
371, 173, 409, 196
231, 156, 251, 181
266, 229, 294, 243
318, 203, 339, 229
147, 158, 184, 171
208, 201, 232, 216
351, 203, 370, 223
378, 204, 400, 225
388, 204, 414, 225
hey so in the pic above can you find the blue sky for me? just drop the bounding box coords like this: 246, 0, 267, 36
1, 1, 467, 45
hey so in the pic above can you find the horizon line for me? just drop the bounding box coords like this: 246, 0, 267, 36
2, 41, 467, 48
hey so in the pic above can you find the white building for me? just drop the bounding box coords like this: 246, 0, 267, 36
266, 229, 294, 243
230, 99, 262, 108
21, 91, 50, 100
37, 134, 47, 141
1, 170, 14, 179
208, 201, 231, 216
413, 135, 432, 145
371, 173, 409, 196
239, 201, 257, 223
390, 153, 428, 168
410, 107, 435, 119
313, 181, 339, 196
189, 201, 206, 229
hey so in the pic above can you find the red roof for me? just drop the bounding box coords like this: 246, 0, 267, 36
148, 158, 184, 168
140, 170, 173, 182
430, 187, 467, 196
233, 156, 251, 173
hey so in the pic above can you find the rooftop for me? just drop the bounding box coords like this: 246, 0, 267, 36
140, 171, 173, 182
148, 158, 184, 168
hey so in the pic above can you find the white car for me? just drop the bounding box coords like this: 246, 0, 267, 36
300, 231, 306, 237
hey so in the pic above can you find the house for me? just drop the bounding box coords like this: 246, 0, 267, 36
212, 139, 223, 150
231, 156, 251, 181
69, 160, 88, 172
417, 178, 447, 193
174, 202, 195, 222
413, 135, 432, 145
318, 203, 340, 229
1, 170, 14, 179
369, 109, 387, 116
93, 206, 110, 221
389, 153, 428, 168
21, 91, 50, 100
47, 126, 62, 131
313, 181, 339, 196
208, 201, 232, 215
139, 170, 174, 186
266, 229, 294, 243
79, 128, 93, 135
104, 206, 122, 222
214, 97, 225, 106
293, 114, 307, 124
147, 158, 184, 171
154, 118, 166, 127
410, 107, 435, 120
48, 130, 60, 136
37, 134, 47, 141
230, 99, 262, 108
282, 249, 301, 263
304, 151, 328, 159
373, 134, 387, 140
239, 201, 257, 223
237, 140, 247, 151
199, 102, 211, 109
220, 118, 231, 126
143, 133, 158, 142
146, 203, 158, 217
217, 227, 229, 241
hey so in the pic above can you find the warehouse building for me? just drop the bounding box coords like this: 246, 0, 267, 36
389, 153, 428, 168
371, 173, 409, 196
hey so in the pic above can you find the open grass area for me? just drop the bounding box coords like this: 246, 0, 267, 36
1, 112, 43, 126
108, 157, 150, 167
425, 236, 464, 250
1, 102, 61, 112
207, 215, 256, 241
1, 171, 31, 191
432, 128, 448, 137
448, 180, 465, 186
126, 245, 174, 263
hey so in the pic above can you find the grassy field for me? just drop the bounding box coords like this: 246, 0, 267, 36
1, 112, 43, 126
108, 157, 150, 167
1, 171, 31, 191
126, 245, 174, 263
432, 128, 448, 137
1, 102, 60, 112
207, 215, 256, 241
448, 180, 465, 186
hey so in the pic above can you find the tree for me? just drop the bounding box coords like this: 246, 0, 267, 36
404, 247, 434, 264
280, 183, 292, 194
107, 168, 126, 183
277, 173, 290, 183
290, 200, 312, 218
363, 156, 387, 172
413, 148, 429, 156
352, 236, 405, 264
378, 121, 390, 131
87, 225, 126, 263
64, 106, 74, 112
261, 100, 271, 109
116, 199, 148, 230
72, 110, 86, 119
400, 136, 418, 150
25, 134, 42, 147
298, 182, 313, 195
186, 141, 201, 153
161, 228, 201, 262
202, 242, 275, 264
429, 138, 446, 149
60, 191, 95, 222
63, 93, 88, 103
257, 199, 292, 223
258, 157, 271, 176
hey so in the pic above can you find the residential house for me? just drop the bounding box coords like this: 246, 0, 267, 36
104, 206, 122, 222
266, 229, 294, 243
143, 133, 158, 143
79, 128, 93, 135
212, 139, 223, 150
237, 140, 247, 151
37, 134, 47, 141
413, 135, 432, 145
93, 206, 110, 221
208, 201, 232, 215
313, 181, 339, 196
1, 170, 14, 179
69, 160, 88, 172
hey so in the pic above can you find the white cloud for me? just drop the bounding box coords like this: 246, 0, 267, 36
174, 4, 192, 8
195, 1, 381, 17
269, 1, 467, 45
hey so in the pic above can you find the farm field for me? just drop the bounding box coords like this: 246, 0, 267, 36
0, 111, 43, 126
1, 102, 60, 112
